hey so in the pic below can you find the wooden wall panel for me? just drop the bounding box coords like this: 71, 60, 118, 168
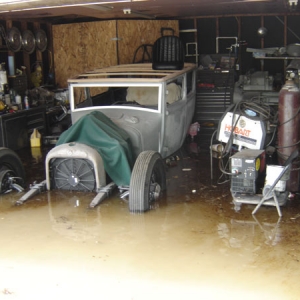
52, 20, 117, 88
53, 23, 83, 88
52, 20, 178, 88
80, 21, 117, 72
117, 20, 179, 64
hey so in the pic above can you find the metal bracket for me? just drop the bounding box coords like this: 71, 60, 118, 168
16, 180, 47, 205
89, 182, 116, 208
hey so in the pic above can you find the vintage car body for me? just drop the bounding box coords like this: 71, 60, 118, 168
68, 63, 196, 159
20, 63, 197, 212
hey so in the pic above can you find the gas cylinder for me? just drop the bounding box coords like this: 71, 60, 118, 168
278, 78, 300, 192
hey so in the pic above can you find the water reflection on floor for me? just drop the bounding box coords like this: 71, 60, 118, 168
1, 146, 300, 299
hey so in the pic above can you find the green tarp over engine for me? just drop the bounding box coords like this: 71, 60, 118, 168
56, 111, 134, 186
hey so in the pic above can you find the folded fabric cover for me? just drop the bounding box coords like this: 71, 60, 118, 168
56, 111, 134, 186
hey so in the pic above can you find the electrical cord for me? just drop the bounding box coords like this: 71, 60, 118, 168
221, 102, 241, 156
218, 157, 238, 176
225, 98, 278, 150
236, 97, 278, 123
239, 97, 279, 148
265, 124, 278, 148
278, 106, 300, 126
276, 140, 300, 149
209, 129, 231, 185
216, 159, 231, 185
216, 97, 278, 183
275, 103, 300, 150
276, 151, 300, 173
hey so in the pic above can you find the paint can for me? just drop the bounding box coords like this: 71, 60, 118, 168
265, 165, 290, 192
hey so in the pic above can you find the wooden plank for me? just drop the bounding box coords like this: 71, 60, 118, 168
47, 23, 55, 83
6, 20, 14, 74
52, 20, 117, 88
68, 63, 196, 83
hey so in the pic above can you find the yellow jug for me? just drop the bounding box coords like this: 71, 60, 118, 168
30, 128, 41, 148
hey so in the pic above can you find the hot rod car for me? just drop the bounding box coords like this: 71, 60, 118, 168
19, 63, 197, 212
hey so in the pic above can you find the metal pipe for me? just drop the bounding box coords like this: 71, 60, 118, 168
275, 16, 300, 41
216, 36, 237, 53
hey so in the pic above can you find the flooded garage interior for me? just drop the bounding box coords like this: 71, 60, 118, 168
1, 141, 300, 300
1, 0, 300, 298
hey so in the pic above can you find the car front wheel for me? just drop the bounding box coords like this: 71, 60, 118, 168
129, 151, 166, 213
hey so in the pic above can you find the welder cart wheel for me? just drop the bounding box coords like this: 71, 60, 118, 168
0, 147, 25, 186
129, 151, 166, 213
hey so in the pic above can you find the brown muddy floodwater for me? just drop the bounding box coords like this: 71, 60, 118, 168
1, 146, 300, 300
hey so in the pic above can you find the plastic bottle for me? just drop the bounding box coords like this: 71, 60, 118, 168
15, 94, 21, 105
30, 128, 41, 148
24, 91, 29, 109
9, 88, 15, 104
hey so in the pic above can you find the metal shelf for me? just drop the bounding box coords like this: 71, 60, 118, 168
255, 56, 300, 60
179, 29, 197, 33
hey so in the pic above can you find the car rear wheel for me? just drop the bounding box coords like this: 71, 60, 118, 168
0, 147, 26, 192
0, 169, 17, 193
129, 151, 166, 213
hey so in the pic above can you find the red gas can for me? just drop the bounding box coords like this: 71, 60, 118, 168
278, 79, 300, 192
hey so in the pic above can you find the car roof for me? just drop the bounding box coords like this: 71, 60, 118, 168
68, 63, 196, 84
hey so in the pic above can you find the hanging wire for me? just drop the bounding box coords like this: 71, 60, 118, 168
276, 100, 300, 151
278, 106, 300, 126
265, 125, 278, 148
